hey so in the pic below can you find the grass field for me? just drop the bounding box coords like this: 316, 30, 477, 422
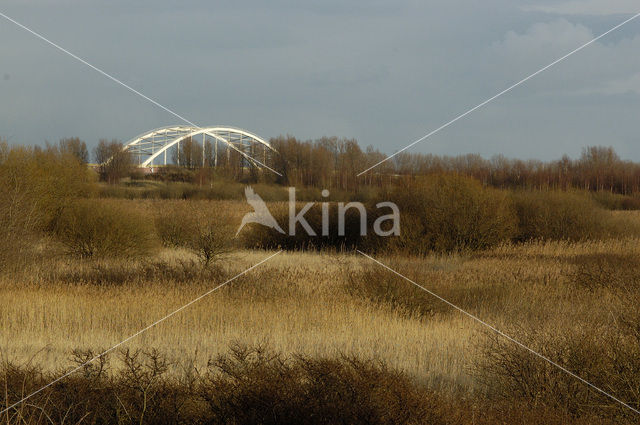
1, 249, 472, 389
4, 175, 640, 424
3, 227, 640, 422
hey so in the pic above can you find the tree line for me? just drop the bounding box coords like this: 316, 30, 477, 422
270, 137, 640, 194
12, 136, 640, 194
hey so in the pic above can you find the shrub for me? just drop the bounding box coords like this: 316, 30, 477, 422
0, 349, 195, 425
200, 343, 450, 425
476, 325, 640, 420
154, 202, 200, 248
55, 200, 158, 258
154, 202, 234, 265
591, 191, 640, 210
0, 144, 94, 271
346, 267, 441, 317
390, 174, 517, 253
239, 202, 389, 251
2, 343, 633, 424
0, 346, 453, 425
511, 191, 609, 241
190, 222, 234, 266
0, 145, 93, 231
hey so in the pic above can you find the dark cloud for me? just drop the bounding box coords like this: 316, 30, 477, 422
0, 1, 639, 160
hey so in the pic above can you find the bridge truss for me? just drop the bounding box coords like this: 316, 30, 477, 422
123, 126, 275, 169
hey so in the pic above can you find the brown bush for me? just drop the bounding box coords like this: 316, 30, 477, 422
239, 201, 389, 252
154, 202, 234, 265
0, 144, 94, 271
55, 200, 158, 258
591, 191, 640, 210
2, 343, 635, 424
511, 190, 610, 242
191, 223, 234, 266
201, 343, 451, 425
153, 202, 200, 248
0, 349, 196, 425
0, 345, 453, 425
476, 325, 640, 421
390, 174, 517, 253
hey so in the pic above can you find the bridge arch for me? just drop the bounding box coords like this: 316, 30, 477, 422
122, 126, 275, 169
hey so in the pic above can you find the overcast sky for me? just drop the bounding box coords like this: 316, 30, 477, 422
1, 0, 639, 161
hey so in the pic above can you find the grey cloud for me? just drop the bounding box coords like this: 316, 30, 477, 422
484, 18, 640, 97
1, 0, 639, 161
524, 0, 638, 16
581, 72, 640, 95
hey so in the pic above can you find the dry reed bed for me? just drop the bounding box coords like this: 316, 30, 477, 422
3, 239, 639, 401
0, 251, 473, 394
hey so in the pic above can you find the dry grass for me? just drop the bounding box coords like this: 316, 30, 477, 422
0, 250, 475, 394
3, 210, 640, 422
2, 237, 640, 392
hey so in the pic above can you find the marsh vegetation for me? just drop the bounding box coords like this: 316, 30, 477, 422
2, 141, 640, 423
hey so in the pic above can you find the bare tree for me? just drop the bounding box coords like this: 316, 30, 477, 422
59, 137, 89, 163
94, 139, 133, 184
171, 137, 203, 169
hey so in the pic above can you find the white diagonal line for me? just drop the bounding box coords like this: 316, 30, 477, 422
356, 250, 640, 415
358, 12, 640, 176
0, 250, 283, 416
0, 11, 282, 177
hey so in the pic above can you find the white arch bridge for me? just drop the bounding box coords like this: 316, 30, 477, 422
123, 126, 275, 169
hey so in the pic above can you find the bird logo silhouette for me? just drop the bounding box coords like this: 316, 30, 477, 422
235, 186, 285, 237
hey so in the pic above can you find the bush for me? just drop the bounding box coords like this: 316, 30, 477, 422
2, 343, 631, 424
390, 174, 517, 253
201, 343, 450, 425
239, 201, 389, 252
0, 144, 94, 271
0, 345, 452, 425
154, 202, 199, 248
345, 265, 442, 317
476, 324, 640, 420
591, 191, 640, 210
154, 202, 234, 265
511, 191, 609, 241
55, 200, 158, 258
191, 223, 234, 266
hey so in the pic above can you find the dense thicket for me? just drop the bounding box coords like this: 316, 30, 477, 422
239, 202, 391, 251
0, 345, 452, 425
56, 200, 158, 258
0, 141, 94, 270
94, 139, 134, 184
389, 174, 517, 253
